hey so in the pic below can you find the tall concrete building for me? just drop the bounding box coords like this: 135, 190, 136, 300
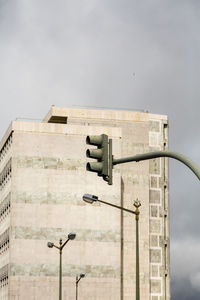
0, 107, 170, 300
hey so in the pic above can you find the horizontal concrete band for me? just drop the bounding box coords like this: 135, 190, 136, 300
12, 191, 119, 206
10, 263, 120, 278
12, 156, 120, 172
44, 106, 167, 122
12, 120, 122, 137
11, 226, 120, 243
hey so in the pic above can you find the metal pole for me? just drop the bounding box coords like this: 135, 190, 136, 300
47, 236, 74, 300
97, 199, 136, 215
134, 200, 141, 300
76, 276, 78, 300
59, 239, 62, 300
113, 150, 200, 180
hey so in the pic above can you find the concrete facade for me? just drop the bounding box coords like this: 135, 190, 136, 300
0, 107, 170, 299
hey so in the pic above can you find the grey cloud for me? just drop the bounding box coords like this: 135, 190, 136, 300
171, 277, 200, 300
190, 272, 200, 292
171, 238, 200, 299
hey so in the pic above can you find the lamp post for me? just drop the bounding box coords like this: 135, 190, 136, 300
76, 273, 85, 300
134, 200, 141, 300
82, 194, 141, 300
47, 232, 76, 300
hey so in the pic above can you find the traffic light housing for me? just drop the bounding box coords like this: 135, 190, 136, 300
86, 134, 112, 184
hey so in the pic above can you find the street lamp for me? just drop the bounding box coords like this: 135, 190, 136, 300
76, 273, 85, 300
82, 193, 141, 300
47, 232, 76, 300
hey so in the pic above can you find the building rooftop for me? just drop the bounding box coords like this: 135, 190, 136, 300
43, 106, 168, 124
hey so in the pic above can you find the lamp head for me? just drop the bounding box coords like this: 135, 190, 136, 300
82, 194, 98, 204
68, 232, 76, 240
80, 273, 85, 278
47, 242, 54, 248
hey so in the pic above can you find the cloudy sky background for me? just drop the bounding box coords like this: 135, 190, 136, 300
0, 0, 200, 299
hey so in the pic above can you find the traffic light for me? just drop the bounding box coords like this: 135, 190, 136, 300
86, 134, 112, 184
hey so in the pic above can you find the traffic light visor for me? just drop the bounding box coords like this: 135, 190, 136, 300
86, 162, 103, 172
86, 135, 103, 146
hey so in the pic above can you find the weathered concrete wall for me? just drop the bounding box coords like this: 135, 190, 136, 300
9, 122, 122, 300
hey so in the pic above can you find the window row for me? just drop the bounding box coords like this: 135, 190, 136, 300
0, 194, 10, 221
0, 265, 8, 283
0, 277, 8, 288
0, 134, 12, 164
0, 230, 9, 255
0, 161, 11, 190
0, 241, 9, 256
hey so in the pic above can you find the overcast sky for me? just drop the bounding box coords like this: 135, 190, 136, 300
0, 0, 200, 299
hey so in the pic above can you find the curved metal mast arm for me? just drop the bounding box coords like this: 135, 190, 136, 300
113, 150, 200, 180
